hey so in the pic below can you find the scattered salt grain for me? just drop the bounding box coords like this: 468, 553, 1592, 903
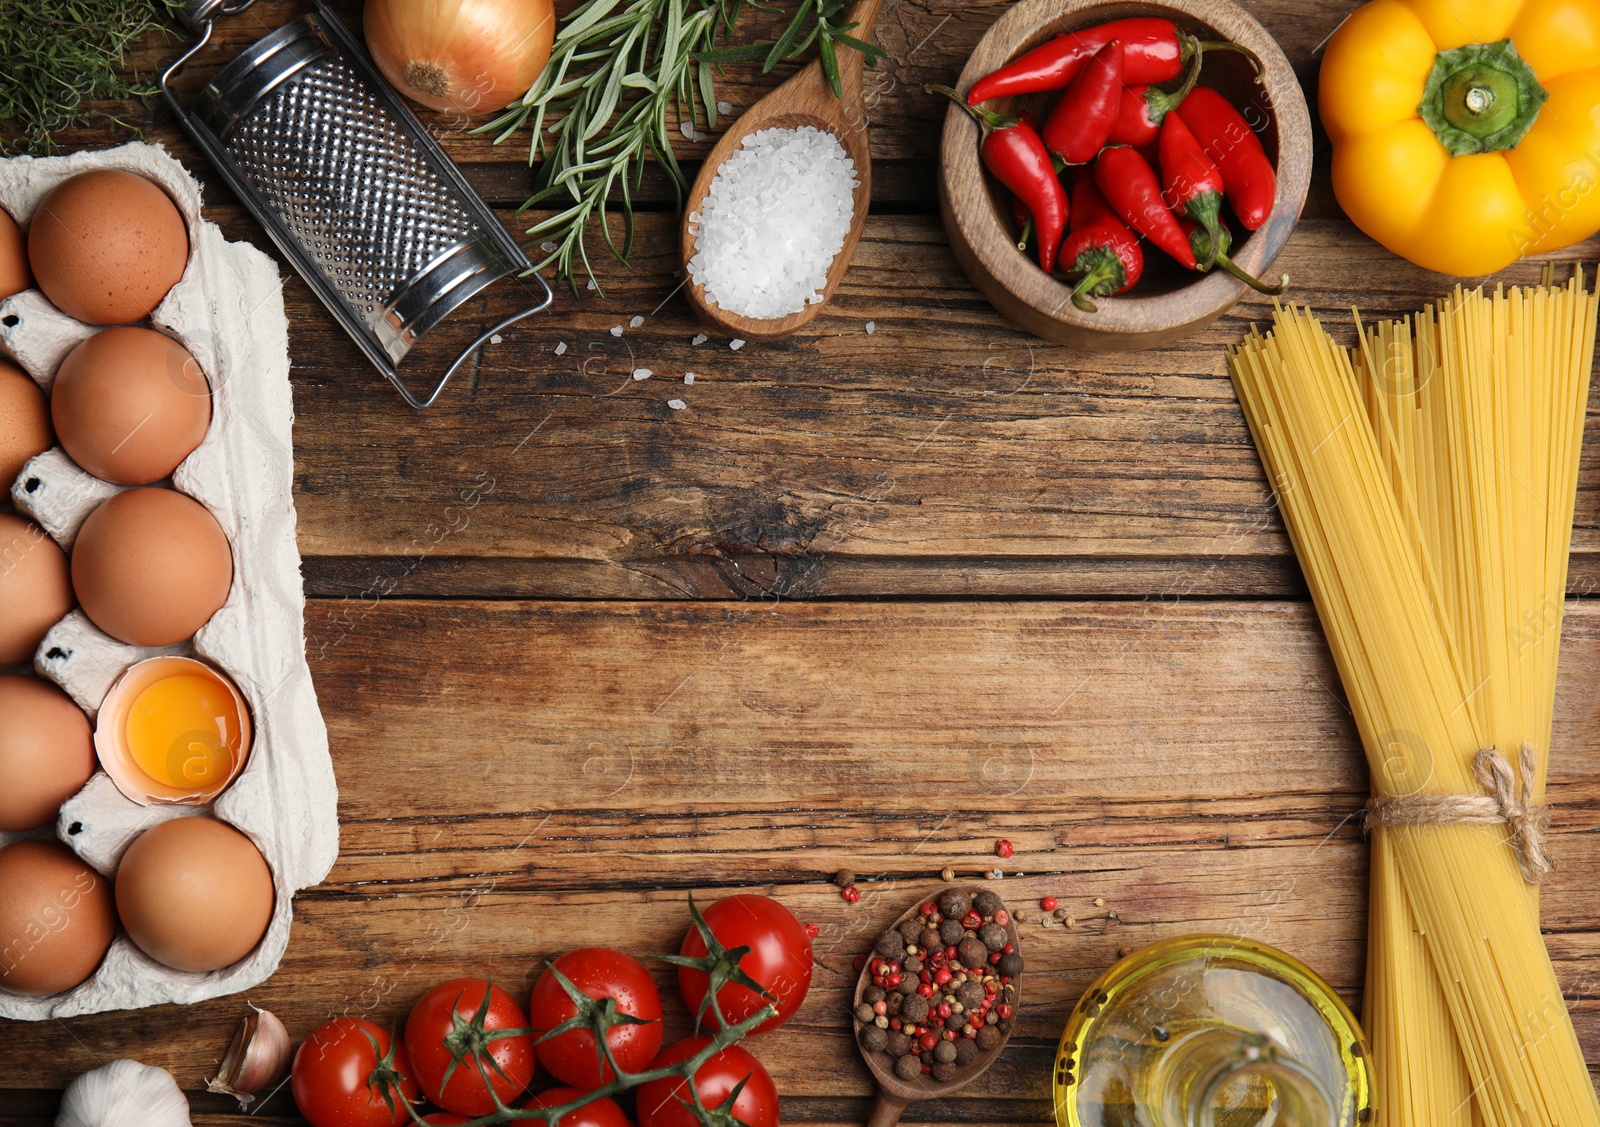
680, 121, 706, 142
540, 241, 558, 254
586, 278, 597, 290
684, 373, 695, 384
865, 321, 875, 334
716, 101, 733, 115
633, 368, 652, 381
730, 338, 745, 351
554, 341, 567, 356
490, 334, 502, 344
629, 315, 645, 328
668, 399, 687, 410
692, 334, 708, 346
610, 325, 623, 337
687, 126, 858, 320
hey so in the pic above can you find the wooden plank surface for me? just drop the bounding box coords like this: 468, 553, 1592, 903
6, 0, 1600, 1121
2, 599, 1599, 1116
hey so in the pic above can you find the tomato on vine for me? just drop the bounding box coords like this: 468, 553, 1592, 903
529, 947, 665, 1088
636, 1038, 779, 1127
524, 1084, 635, 1127
666, 895, 813, 1035
291, 1017, 420, 1127
404, 978, 536, 1115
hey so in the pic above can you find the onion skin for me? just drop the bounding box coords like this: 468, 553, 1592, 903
364, 0, 556, 117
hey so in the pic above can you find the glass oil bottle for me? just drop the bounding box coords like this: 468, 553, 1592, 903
1053, 936, 1372, 1127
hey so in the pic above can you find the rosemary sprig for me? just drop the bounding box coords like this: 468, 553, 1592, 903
481, 0, 885, 294
0, 1, 178, 155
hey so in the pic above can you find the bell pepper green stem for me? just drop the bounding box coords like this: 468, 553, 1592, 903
1418, 38, 1547, 156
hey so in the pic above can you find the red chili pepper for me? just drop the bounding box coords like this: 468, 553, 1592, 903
966, 18, 1259, 105
1059, 168, 1143, 312
1106, 44, 1204, 147
1173, 86, 1276, 230
1042, 39, 1123, 165
1158, 112, 1227, 270
1177, 218, 1289, 294
1094, 145, 1195, 270
932, 86, 1068, 273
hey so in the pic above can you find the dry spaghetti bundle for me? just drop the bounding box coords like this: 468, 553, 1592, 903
1228, 274, 1598, 1126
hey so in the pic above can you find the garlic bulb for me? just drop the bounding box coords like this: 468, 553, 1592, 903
206, 1004, 291, 1109
56, 1060, 190, 1127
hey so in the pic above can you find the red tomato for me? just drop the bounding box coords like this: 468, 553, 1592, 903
636, 1038, 778, 1127
530, 947, 664, 1088
405, 978, 536, 1115
525, 1084, 635, 1127
291, 1017, 420, 1127
677, 895, 813, 1034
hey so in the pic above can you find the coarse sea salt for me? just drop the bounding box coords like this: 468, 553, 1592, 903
610, 324, 623, 337
630, 315, 645, 328
692, 334, 707, 346
555, 341, 568, 356
688, 126, 857, 321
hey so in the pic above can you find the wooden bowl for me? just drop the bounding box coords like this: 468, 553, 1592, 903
936, 0, 1312, 350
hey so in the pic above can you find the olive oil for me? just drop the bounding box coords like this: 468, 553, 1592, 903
1054, 937, 1372, 1127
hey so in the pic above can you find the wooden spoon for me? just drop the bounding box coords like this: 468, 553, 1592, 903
679, 0, 883, 341
851, 885, 1022, 1127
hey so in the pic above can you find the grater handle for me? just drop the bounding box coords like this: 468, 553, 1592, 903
174, 0, 258, 31
393, 290, 554, 409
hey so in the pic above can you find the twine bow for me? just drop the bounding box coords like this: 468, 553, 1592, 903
1363, 742, 1552, 884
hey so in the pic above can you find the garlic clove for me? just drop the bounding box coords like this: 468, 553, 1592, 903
206, 1003, 291, 1110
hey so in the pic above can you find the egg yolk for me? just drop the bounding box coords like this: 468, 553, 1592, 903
124, 673, 242, 790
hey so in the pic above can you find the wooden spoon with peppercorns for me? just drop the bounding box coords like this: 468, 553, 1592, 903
850, 884, 1022, 1127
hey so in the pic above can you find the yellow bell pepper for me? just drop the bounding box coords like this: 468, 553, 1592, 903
1320, 0, 1600, 276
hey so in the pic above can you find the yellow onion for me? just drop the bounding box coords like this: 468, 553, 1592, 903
364, 0, 556, 117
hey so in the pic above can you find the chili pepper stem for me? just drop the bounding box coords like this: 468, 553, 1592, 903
1185, 32, 1264, 80
1217, 252, 1290, 294
1185, 192, 1226, 271
927, 85, 1015, 130
1150, 40, 1206, 120
1017, 215, 1034, 252
1066, 249, 1125, 312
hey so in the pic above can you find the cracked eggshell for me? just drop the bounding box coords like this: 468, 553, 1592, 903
0, 143, 336, 1018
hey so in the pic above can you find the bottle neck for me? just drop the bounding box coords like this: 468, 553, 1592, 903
1147, 1026, 1336, 1127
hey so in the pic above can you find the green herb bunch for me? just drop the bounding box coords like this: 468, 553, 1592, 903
0, 1, 178, 155
481, 0, 884, 293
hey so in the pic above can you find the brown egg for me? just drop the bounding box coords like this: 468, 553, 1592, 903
115, 816, 273, 972
52, 328, 211, 485
0, 839, 115, 996
0, 675, 94, 831
0, 206, 29, 301
28, 170, 188, 325
71, 488, 232, 646
0, 358, 51, 485
0, 513, 73, 665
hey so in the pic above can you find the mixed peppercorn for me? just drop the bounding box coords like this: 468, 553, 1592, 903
942, 15, 1288, 311
853, 887, 1021, 1084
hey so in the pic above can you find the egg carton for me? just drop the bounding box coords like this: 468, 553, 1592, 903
0, 143, 337, 1018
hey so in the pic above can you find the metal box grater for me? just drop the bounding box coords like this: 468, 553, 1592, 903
161, 0, 551, 408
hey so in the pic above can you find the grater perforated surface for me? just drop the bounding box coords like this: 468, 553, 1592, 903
224, 55, 482, 325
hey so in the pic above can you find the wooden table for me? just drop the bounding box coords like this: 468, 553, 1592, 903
4, 0, 1599, 1122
